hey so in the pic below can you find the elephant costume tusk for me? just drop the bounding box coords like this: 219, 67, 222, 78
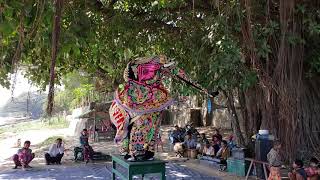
130, 115, 141, 124
163, 62, 175, 67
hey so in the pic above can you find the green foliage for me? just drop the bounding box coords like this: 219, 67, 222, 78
2, 0, 317, 98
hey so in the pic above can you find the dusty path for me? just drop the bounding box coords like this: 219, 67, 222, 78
0, 125, 246, 180
0, 128, 70, 164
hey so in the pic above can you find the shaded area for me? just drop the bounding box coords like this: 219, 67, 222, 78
0, 162, 221, 180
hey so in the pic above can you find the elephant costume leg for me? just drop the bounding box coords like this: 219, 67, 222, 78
129, 112, 161, 159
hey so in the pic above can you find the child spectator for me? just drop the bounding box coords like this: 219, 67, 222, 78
305, 157, 319, 180
216, 140, 230, 171
197, 133, 209, 153
267, 141, 283, 180
288, 159, 307, 180
202, 143, 215, 157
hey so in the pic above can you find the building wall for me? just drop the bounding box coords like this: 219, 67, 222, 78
163, 95, 233, 129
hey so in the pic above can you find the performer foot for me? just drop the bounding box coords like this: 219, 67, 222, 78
124, 154, 131, 160
127, 157, 136, 162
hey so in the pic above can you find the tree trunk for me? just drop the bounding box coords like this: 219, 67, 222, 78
238, 89, 250, 145
223, 90, 245, 146
46, 0, 63, 117
239, 0, 320, 160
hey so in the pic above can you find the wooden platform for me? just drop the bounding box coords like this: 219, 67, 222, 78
111, 154, 166, 180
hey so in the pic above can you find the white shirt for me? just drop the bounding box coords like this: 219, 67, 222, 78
203, 146, 214, 155
48, 144, 64, 157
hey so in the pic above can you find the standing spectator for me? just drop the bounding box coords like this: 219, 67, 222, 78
13, 140, 35, 170
45, 138, 64, 165
288, 159, 307, 180
227, 134, 236, 149
156, 130, 164, 152
267, 141, 283, 180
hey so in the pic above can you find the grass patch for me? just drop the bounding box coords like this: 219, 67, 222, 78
36, 136, 64, 148
0, 116, 69, 138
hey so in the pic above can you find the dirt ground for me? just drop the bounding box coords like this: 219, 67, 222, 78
0, 125, 249, 180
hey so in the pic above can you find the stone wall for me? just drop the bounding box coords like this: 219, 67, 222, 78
163, 95, 233, 129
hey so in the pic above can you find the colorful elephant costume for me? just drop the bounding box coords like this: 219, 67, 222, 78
109, 55, 210, 161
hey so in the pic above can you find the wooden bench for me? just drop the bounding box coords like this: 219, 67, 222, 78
245, 158, 269, 180
111, 154, 166, 180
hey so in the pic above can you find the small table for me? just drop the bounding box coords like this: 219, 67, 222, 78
111, 154, 166, 180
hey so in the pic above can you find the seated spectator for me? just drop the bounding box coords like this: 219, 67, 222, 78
305, 157, 319, 180
267, 141, 283, 180
202, 143, 215, 157
45, 138, 64, 165
200, 133, 209, 144
212, 136, 221, 155
13, 140, 35, 170
185, 123, 199, 140
174, 133, 197, 158
216, 140, 230, 171
197, 133, 209, 153
170, 125, 184, 144
288, 159, 307, 180
183, 133, 197, 150
212, 128, 223, 142
80, 129, 94, 163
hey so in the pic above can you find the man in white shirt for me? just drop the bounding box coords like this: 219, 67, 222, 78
45, 138, 64, 165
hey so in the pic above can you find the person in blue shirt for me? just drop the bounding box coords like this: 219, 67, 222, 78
183, 133, 197, 150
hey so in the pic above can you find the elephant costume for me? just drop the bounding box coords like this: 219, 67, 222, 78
109, 55, 214, 161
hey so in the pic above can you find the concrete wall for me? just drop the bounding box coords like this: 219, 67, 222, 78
163, 95, 232, 129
